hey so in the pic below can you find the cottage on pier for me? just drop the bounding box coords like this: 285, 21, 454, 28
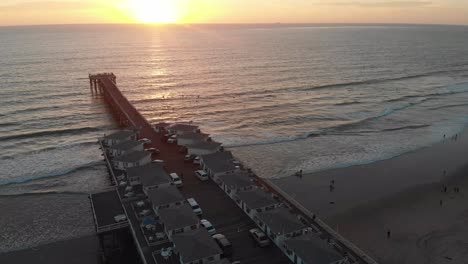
112, 150, 151, 170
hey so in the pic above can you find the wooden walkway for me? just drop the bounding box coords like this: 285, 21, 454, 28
89, 73, 379, 264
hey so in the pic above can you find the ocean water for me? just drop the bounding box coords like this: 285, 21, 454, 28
1, 24, 468, 251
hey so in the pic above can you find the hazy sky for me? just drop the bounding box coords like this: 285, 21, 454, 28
1, 0, 468, 26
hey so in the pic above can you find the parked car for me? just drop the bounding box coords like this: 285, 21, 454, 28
200, 219, 216, 234
114, 214, 127, 223
195, 170, 209, 181
167, 138, 176, 144
249, 228, 270, 247
184, 154, 196, 162
212, 234, 232, 257
187, 198, 202, 215
152, 159, 164, 164
145, 148, 160, 154
169, 173, 183, 187
138, 138, 151, 144
193, 156, 201, 165
139, 209, 151, 217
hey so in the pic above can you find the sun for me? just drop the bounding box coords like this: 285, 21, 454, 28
130, 0, 180, 23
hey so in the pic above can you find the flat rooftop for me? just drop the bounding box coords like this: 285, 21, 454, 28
201, 151, 238, 174
113, 150, 150, 163
257, 207, 307, 235
235, 188, 280, 210
284, 233, 344, 264
158, 204, 199, 231
172, 228, 222, 263
126, 163, 170, 187
90, 190, 127, 228
218, 172, 255, 190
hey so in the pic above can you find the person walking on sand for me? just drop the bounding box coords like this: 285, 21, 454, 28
387, 229, 391, 239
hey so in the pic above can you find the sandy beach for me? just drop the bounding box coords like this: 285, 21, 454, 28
273, 129, 468, 263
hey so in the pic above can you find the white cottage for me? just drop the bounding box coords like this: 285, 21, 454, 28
234, 188, 281, 218
101, 130, 137, 146
167, 123, 199, 136
112, 150, 151, 170
172, 228, 222, 264
158, 204, 200, 238
217, 171, 255, 198
126, 163, 171, 194
186, 141, 222, 156
177, 132, 209, 147
147, 185, 186, 212
108, 140, 144, 157
200, 151, 239, 180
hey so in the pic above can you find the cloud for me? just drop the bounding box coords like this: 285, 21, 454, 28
318, 1, 432, 8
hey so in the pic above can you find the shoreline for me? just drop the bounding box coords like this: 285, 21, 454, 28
272, 128, 468, 263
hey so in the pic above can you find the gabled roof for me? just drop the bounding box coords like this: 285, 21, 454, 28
167, 123, 199, 132
108, 140, 143, 151
257, 207, 307, 235
235, 188, 279, 210
104, 130, 136, 140
284, 233, 344, 264
187, 141, 222, 150
147, 185, 185, 207
218, 172, 255, 190
172, 228, 222, 263
126, 163, 170, 187
201, 151, 237, 174
159, 204, 199, 231
113, 150, 150, 163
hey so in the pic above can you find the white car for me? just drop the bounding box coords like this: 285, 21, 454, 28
193, 156, 201, 165
152, 159, 164, 164
195, 170, 209, 181
170, 173, 183, 187
187, 198, 202, 215
138, 138, 151, 144
201, 219, 216, 234
145, 148, 160, 154
114, 214, 127, 223
249, 228, 270, 247
167, 138, 176, 144
139, 209, 151, 217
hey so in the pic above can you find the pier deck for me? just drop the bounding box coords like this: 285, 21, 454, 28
89, 73, 378, 264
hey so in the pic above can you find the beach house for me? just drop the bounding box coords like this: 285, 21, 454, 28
153, 122, 170, 133
167, 123, 199, 136
101, 130, 137, 146
200, 151, 240, 180
172, 228, 223, 264
112, 150, 151, 170
217, 171, 256, 198
158, 204, 201, 238
283, 233, 347, 264
186, 141, 222, 156
235, 188, 281, 218
255, 207, 310, 249
126, 163, 171, 194
108, 140, 144, 157
177, 132, 210, 146
147, 185, 186, 212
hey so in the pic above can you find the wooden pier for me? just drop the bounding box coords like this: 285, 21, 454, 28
89, 73, 379, 264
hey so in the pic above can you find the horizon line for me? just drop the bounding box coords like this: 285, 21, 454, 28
1, 22, 468, 28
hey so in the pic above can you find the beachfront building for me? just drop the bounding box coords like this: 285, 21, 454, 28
234, 187, 281, 218
126, 163, 171, 194
147, 185, 186, 212
177, 132, 210, 146
167, 123, 200, 136
255, 207, 310, 250
158, 204, 200, 238
200, 151, 240, 180
101, 130, 137, 146
217, 171, 256, 198
283, 233, 347, 264
108, 140, 144, 157
172, 228, 223, 264
112, 150, 151, 170
186, 141, 222, 156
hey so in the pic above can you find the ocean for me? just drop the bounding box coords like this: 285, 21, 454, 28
1, 24, 468, 252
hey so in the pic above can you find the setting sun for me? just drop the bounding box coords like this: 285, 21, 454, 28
129, 0, 180, 23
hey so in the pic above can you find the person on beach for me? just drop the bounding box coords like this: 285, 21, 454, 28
440, 199, 443, 206
387, 229, 391, 239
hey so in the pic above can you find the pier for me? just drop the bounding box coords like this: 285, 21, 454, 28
89, 73, 379, 264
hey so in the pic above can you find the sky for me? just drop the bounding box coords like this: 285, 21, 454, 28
0, 0, 468, 26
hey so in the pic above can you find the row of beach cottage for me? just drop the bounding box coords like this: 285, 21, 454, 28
100, 123, 349, 264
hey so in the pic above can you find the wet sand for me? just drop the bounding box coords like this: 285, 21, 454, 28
273, 129, 468, 263
0, 235, 100, 264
